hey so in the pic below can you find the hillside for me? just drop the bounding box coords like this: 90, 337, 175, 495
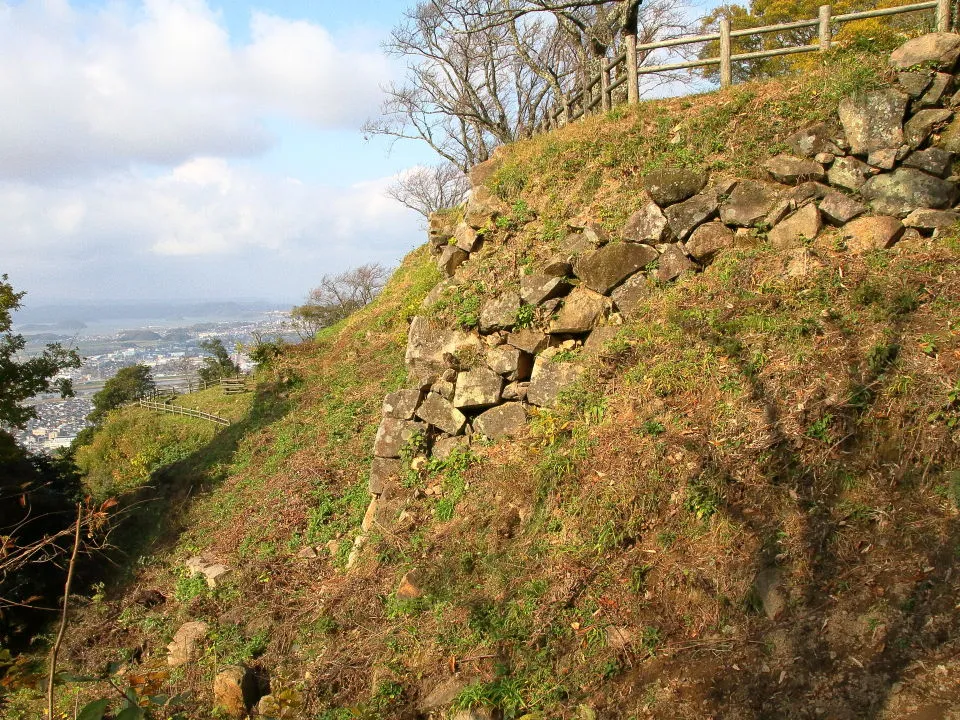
4, 30, 960, 720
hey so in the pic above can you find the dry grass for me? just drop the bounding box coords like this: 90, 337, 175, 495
9, 44, 960, 720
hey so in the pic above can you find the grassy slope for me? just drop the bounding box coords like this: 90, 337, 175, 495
6, 41, 960, 720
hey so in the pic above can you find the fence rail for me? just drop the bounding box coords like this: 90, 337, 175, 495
137, 400, 230, 426
535, 0, 951, 133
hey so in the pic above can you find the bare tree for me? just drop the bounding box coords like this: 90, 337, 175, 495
365, 0, 689, 170
386, 163, 470, 218
290, 264, 391, 340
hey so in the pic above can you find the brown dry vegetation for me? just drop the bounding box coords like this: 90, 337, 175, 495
4, 40, 960, 720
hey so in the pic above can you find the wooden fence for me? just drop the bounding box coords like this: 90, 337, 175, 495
137, 399, 230, 427
142, 374, 249, 399
535, 0, 951, 133
219, 376, 248, 395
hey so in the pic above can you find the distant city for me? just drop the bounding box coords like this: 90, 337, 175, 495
12, 300, 295, 453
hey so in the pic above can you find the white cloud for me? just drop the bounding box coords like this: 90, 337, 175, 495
0, 0, 393, 180
0, 161, 422, 300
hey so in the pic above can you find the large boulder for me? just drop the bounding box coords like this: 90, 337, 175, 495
213, 666, 256, 719
464, 186, 509, 228
642, 167, 707, 206
664, 191, 720, 239
428, 212, 457, 249
521, 273, 569, 306
902, 147, 954, 177
719, 181, 781, 227
575, 242, 658, 294
454, 222, 480, 252
167, 621, 209, 667
655, 244, 696, 282
405, 317, 483, 388
935, 114, 960, 153
507, 328, 549, 354
549, 287, 612, 334
437, 245, 468, 277
785, 122, 843, 157
382, 390, 423, 420
837, 89, 908, 155
903, 207, 960, 230
469, 155, 501, 187
611, 272, 653, 319
896, 71, 932, 98
889, 32, 960, 70
684, 221, 734, 262
479, 292, 521, 333
453, 366, 503, 409
527, 357, 584, 408
432, 435, 469, 461
903, 108, 953, 149
369, 457, 403, 495
860, 168, 959, 217
473, 403, 528, 440
486, 345, 532, 381
621, 201, 670, 243
916, 72, 953, 108
841, 216, 905, 254
373, 417, 427, 458
764, 154, 825, 184
827, 156, 872, 192
582, 326, 621, 357
818, 192, 867, 225
416, 392, 468, 435
768, 203, 821, 249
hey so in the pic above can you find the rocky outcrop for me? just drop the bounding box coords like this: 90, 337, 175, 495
356, 32, 960, 569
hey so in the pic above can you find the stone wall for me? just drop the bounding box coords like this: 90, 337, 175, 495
353, 32, 960, 558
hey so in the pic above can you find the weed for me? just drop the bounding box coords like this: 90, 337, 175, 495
866, 342, 899, 375
173, 573, 209, 604
639, 420, 666, 436
684, 479, 722, 521
208, 624, 269, 664
515, 303, 536, 329
454, 676, 525, 716
807, 413, 834, 442
305, 479, 369, 547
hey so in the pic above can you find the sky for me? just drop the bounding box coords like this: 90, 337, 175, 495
0, 0, 437, 305
0, 0, 717, 307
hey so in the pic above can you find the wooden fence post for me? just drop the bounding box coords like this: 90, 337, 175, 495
625, 34, 639, 104
819, 5, 832, 51
719, 18, 732, 89
937, 0, 950, 31
601, 62, 611, 112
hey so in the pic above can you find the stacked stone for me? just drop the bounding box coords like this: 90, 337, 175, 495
358, 32, 960, 546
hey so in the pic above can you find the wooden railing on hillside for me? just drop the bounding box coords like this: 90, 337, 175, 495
137, 399, 230, 426
142, 374, 249, 399
219, 376, 248, 395
534, 0, 952, 134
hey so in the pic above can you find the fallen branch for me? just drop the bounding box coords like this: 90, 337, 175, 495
47, 503, 82, 720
